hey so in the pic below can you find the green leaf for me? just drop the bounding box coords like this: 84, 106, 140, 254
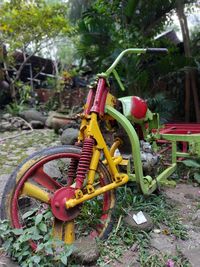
36, 243, 44, 252
194, 172, 200, 184
12, 228, 24, 235
44, 211, 52, 220
38, 223, 47, 232
61, 255, 68, 265
32, 234, 43, 241
32, 255, 41, 264
22, 209, 37, 220
3, 239, 13, 251
18, 233, 32, 243
35, 214, 43, 225
182, 160, 200, 168
63, 245, 74, 257
44, 246, 53, 255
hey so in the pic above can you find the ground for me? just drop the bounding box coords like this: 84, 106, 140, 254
0, 129, 199, 266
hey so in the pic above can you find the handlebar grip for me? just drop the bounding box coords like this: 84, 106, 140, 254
146, 48, 168, 54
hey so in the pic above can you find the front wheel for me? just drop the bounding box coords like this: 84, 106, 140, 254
1, 145, 115, 248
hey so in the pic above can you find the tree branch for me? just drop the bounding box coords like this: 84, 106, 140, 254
142, 0, 194, 36
142, 3, 175, 36
14, 47, 40, 82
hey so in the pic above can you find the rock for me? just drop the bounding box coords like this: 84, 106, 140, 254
0, 255, 18, 267
30, 120, 44, 129
178, 229, 200, 251
25, 148, 37, 156
21, 125, 30, 130
164, 184, 200, 206
60, 128, 79, 145
111, 244, 139, 267
0, 122, 12, 131
124, 211, 153, 232
12, 121, 22, 128
180, 246, 200, 267
192, 210, 200, 221
73, 237, 100, 264
0, 174, 10, 202
150, 233, 177, 255
45, 112, 77, 131
184, 193, 194, 200
2, 113, 12, 120
19, 109, 47, 123
43, 160, 62, 178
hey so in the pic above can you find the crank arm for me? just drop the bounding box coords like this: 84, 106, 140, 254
65, 174, 129, 209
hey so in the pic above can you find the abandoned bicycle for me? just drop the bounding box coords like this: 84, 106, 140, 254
1, 48, 200, 249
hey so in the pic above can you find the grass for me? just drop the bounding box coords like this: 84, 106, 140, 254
97, 185, 189, 266
0, 181, 191, 266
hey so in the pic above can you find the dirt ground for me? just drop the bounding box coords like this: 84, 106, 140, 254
110, 183, 200, 267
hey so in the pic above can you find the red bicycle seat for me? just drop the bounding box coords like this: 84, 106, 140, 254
131, 96, 147, 119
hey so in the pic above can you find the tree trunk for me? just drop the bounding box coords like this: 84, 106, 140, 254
3, 62, 17, 102
176, 0, 200, 122
184, 72, 190, 121
191, 70, 200, 122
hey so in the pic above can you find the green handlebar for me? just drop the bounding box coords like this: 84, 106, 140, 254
105, 48, 146, 76
98, 47, 168, 91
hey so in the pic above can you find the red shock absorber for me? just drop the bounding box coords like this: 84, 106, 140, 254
75, 138, 94, 189
67, 158, 78, 186
67, 142, 82, 186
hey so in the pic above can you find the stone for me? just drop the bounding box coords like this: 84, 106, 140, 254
164, 184, 200, 206
19, 109, 47, 123
124, 211, 153, 232
21, 125, 30, 130
192, 209, 200, 221
72, 237, 100, 264
177, 229, 200, 251
30, 120, 44, 129
150, 233, 177, 255
111, 244, 139, 267
43, 160, 62, 178
0, 174, 10, 202
0, 122, 12, 131
180, 246, 200, 267
184, 193, 195, 200
2, 113, 12, 120
46, 112, 77, 131
25, 148, 37, 156
0, 255, 18, 267
60, 128, 79, 145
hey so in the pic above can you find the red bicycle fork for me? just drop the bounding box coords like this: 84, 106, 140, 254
85, 78, 108, 116
71, 78, 109, 190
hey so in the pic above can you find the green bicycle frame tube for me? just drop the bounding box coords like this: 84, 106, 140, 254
105, 48, 147, 76
105, 105, 151, 194
105, 105, 177, 195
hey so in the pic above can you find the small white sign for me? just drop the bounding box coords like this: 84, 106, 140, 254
133, 211, 147, 225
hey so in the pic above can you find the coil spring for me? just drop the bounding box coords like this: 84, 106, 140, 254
75, 138, 94, 189
67, 142, 82, 186
67, 158, 78, 186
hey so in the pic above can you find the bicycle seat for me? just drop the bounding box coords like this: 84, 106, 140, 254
118, 96, 148, 122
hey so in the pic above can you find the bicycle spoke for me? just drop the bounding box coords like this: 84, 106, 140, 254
21, 182, 50, 203
31, 166, 61, 192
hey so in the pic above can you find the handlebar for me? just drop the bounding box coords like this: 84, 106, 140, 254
99, 48, 168, 91
146, 48, 168, 54
105, 48, 168, 76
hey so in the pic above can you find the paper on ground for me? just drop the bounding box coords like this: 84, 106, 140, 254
133, 211, 147, 225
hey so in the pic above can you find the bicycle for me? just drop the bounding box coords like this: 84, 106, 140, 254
1, 48, 200, 249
